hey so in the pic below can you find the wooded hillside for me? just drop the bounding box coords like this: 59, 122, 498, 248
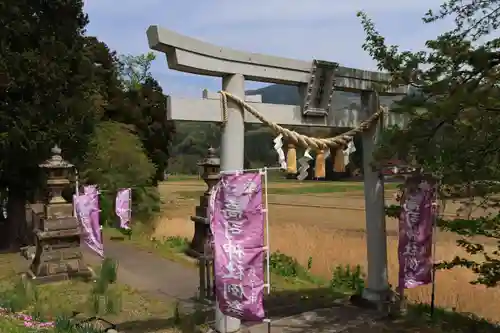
169, 84, 400, 174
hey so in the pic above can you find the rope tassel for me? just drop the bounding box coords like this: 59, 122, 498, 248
343, 140, 356, 166
273, 134, 287, 169
297, 149, 313, 181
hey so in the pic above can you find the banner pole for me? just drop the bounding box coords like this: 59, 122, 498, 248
75, 169, 80, 196
430, 259, 436, 319
73, 169, 79, 218
263, 167, 271, 294
128, 188, 132, 240
397, 185, 406, 315
430, 180, 440, 319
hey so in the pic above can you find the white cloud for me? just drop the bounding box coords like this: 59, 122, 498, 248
83, 0, 454, 97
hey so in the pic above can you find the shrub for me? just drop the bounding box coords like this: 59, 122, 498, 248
89, 257, 121, 316
80, 121, 161, 226
329, 264, 365, 294
268, 251, 310, 279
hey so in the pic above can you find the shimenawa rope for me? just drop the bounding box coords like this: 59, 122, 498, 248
218, 90, 387, 150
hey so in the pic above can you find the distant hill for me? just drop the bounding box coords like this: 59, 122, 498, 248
246, 85, 301, 105
246, 84, 360, 109
170, 83, 404, 174
246, 84, 402, 109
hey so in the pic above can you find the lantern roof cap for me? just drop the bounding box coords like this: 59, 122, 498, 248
39, 145, 74, 169
197, 147, 220, 167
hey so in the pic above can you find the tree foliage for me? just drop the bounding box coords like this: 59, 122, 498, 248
124, 78, 175, 183
114, 54, 175, 183
119, 52, 156, 90
0, 0, 105, 248
0, 1, 175, 248
358, 0, 500, 286
82, 36, 124, 121
423, 0, 500, 40
81, 121, 160, 224
0, 0, 100, 189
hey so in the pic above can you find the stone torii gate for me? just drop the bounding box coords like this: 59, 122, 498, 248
147, 25, 407, 332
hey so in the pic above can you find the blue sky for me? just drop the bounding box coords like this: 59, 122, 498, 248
83, 0, 452, 98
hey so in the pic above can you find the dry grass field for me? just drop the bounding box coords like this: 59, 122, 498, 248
154, 178, 500, 323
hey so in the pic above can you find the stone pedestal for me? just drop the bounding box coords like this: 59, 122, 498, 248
28, 213, 91, 283
27, 146, 92, 283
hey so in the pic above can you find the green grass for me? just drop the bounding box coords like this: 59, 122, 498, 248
175, 182, 399, 199
0, 253, 179, 333
165, 173, 285, 182
164, 175, 200, 182
103, 226, 196, 268
165, 173, 403, 186
270, 184, 366, 194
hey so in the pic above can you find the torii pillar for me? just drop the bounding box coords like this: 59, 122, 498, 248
146, 25, 408, 332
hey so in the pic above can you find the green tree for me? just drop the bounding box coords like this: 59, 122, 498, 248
119, 52, 156, 90
358, 1, 500, 286
124, 78, 175, 183
114, 53, 175, 183
82, 36, 124, 122
81, 121, 160, 224
0, 0, 102, 249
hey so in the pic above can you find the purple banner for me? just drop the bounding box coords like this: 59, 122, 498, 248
75, 185, 103, 257
115, 188, 132, 229
398, 178, 436, 289
209, 172, 265, 321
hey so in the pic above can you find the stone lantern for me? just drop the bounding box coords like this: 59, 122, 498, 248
186, 147, 220, 258
27, 145, 91, 283
39, 145, 74, 209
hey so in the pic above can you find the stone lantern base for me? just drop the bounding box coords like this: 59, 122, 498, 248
27, 215, 93, 284
186, 215, 210, 258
